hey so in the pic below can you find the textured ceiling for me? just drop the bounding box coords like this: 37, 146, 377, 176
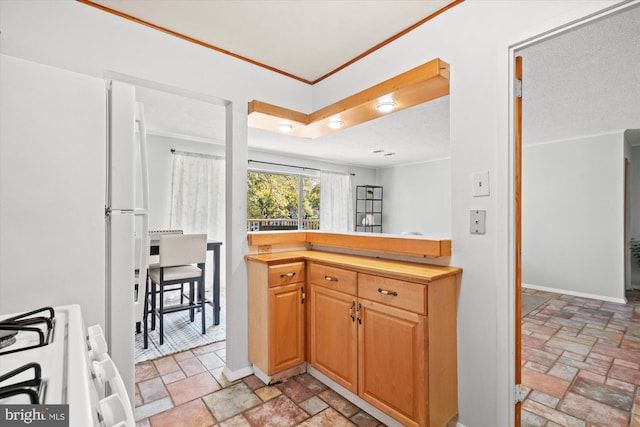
520, 4, 640, 145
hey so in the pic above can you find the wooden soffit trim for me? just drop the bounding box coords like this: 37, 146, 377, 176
248, 58, 449, 139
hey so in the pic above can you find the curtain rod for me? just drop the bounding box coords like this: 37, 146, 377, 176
170, 148, 224, 159
248, 159, 355, 176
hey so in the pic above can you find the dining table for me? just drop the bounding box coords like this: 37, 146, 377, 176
149, 239, 223, 326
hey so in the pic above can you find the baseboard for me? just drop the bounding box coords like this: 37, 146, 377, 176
251, 363, 307, 386
222, 364, 254, 382
523, 283, 627, 304
307, 366, 405, 427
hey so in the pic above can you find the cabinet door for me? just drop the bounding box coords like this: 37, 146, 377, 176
358, 298, 427, 427
309, 284, 358, 393
268, 282, 305, 374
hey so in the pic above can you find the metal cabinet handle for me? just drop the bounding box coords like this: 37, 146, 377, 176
378, 288, 398, 297
301, 286, 305, 304
350, 301, 356, 322
324, 275, 338, 282
357, 303, 362, 324
280, 272, 296, 278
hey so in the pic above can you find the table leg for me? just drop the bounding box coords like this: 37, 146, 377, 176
199, 262, 206, 334
213, 245, 220, 325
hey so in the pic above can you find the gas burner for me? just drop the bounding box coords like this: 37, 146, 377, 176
0, 330, 18, 350
0, 362, 46, 404
0, 307, 55, 355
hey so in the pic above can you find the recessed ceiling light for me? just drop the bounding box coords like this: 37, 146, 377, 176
277, 123, 293, 133
375, 101, 397, 113
327, 120, 344, 129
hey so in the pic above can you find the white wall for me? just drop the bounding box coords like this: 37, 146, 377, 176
311, 1, 623, 425
0, 55, 106, 328
0, 1, 627, 426
522, 132, 626, 301
376, 159, 451, 237
0, 0, 309, 385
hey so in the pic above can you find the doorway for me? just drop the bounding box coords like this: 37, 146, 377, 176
512, 3, 640, 425
120, 78, 229, 363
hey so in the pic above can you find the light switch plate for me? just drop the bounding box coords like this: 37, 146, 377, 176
470, 210, 486, 234
473, 171, 490, 197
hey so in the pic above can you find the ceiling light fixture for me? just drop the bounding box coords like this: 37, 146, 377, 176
327, 120, 344, 129
375, 101, 397, 113
277, 123, 294, 133
383, 152, 396, 157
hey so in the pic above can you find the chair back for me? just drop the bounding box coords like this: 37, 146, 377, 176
158, 233, 207, 267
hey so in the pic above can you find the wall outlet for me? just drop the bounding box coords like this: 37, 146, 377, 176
473, 171, 490, 197
258, 245, 272, 254
470, 210, 486, 234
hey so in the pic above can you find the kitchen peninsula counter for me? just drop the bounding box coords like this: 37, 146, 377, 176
247, 230, 452, 258
246, 244, 461, 427
245, 249, 460, 283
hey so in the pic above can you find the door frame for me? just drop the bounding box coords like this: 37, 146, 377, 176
507, 2, 639, 425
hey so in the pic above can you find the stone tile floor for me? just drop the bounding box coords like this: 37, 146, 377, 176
522, 288, 640, 426
134, 341, 386, 426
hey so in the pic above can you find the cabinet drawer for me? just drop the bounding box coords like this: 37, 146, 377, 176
358, 273, 427, 315
308, 262, 357, 295
268, 262, 305, 287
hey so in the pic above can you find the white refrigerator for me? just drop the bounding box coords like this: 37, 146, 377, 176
105, 80, 150, 404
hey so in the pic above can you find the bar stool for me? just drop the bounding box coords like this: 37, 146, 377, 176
146, 233, 207, 345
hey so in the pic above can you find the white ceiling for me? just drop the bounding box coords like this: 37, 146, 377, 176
90, 0, 456, 83
132, 2, 640, 170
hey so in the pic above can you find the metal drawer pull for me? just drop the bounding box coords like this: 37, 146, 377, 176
324, 276, 338, 282
378, 288, 398, 297
280, 272, 296, 278
350, 301, 356, 322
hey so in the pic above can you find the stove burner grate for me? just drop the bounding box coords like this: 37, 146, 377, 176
0, 362, 45, 404
0, 307, 55, 356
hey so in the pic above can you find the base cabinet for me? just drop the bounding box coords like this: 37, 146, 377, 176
248, 260, 305, 376
248, 253, 459, 427
308, 284, 358, 393
269, 282, 306, 374
358, 299, 427, 426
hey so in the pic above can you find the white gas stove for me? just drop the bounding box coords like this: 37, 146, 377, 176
0, 305, 134, 427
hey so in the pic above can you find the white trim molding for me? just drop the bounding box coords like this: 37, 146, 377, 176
523, 282, 627, 304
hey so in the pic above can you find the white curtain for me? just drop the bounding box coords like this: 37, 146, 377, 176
169, 152, 225, 242
320, 171, 354, 232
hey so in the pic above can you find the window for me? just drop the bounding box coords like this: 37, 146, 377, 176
247, 171, 320, 231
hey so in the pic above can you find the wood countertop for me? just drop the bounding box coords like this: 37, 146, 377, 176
245, 250, 461, 284
247, 231, 451, 258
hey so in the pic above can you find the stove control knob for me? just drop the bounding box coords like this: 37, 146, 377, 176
98, 394, 128, 427
92, 357, 117, 387
88, 333, 108, 359
87, 324, 104, 338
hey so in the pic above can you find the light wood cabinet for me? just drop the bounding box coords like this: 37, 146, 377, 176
247, 251, 460, 427
248, 260, 305, 377
358, 297, 427, 426
308, 276, 358, 393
